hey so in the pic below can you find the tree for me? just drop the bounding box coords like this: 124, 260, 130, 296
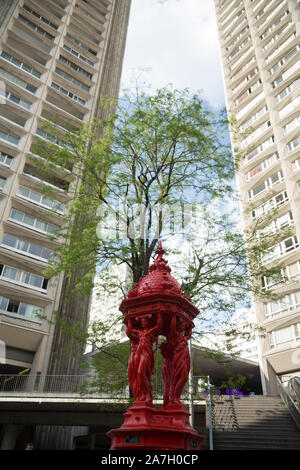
31, 86, 286, 390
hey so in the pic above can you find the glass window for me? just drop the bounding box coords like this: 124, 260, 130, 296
2, 234, 16, 248
23, 214, 35, 227
18, 239, 29, 252
28, 243, 42, 257
10, 209, 24, 222
274, 326, 294, 346
0, 296, 9, 311
7, 299, 19, 313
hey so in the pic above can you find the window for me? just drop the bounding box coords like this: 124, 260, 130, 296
0, 51, 41, 78
18, 14, 55, 41
270, 324, 300, 349
2, 233, 53, 261
23, 5, 58, 29
75, 4, 104, 25
0, 263, 48, 291
17, 185, 64, 213
259, 9, 290, 40
263, 260, 300, 290
0, 68, 37, 94
62, 44, 94, 67
262, 235, 299, 264
246, 153, 278, 181
8, 208, 58, 235
0, 295, 43, 322
251, 190, 289, 220
65, 33, 97, 56
3, 90, 31, 110
266, 32, 297, 64
287, 137, 300, 152
58, 55, 93, 79
55, 67, 90, 92
242, 120, 272, 148
0, 176, 6, 190
248, 170, 283, 200
0, 152, 13, 167
275, 78, 300, 103
257, 211, 293, 239
283, 116, 300, 135
246, 136, 275, 162
265, 291, 300, 319
269, 45, 299, 75
51, 82, 86, 106
240, 105, 268, 132
0, 128, 19, 146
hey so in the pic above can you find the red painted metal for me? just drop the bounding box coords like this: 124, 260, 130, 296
107, 242, 205, 450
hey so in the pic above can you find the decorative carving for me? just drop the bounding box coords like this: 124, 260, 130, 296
160, 316, 193, 407
126, 314, 162, 403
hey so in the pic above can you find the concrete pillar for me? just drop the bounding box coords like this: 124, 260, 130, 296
0, 425, 22, 450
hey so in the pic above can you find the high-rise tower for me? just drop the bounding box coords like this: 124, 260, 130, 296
214, 0, 300, 394
0, 0, 131, 379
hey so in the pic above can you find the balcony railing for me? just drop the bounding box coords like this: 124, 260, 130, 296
277, 376, 300, 430
0, 374, 211, 404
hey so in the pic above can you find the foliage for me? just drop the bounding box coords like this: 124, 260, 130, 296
30, 86, 288, 391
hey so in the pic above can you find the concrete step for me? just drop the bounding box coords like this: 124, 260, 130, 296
213, 443, 300, 450
211, 395, 300, 449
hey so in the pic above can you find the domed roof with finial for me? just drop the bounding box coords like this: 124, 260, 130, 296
127, 241, 188, 299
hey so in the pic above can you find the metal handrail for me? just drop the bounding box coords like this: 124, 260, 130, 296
277, 376, 300, 431
0, 374, 209, 400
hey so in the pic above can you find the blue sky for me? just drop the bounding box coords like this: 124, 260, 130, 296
121, 0, 226, 110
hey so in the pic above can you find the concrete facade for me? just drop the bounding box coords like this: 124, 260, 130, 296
214, 0, 300, 394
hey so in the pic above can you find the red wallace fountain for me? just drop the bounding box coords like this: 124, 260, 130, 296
107, 242, 205, 450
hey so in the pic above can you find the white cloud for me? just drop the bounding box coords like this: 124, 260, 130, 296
121, 0, 225, 109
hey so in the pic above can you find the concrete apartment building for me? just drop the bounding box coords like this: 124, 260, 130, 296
0, 0, 131, 379
214, 0, 300, 394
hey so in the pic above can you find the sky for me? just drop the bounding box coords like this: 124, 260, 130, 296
120, 0, 226, 110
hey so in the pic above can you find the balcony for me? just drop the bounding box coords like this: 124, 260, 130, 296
256, 210, 294, 240
264, 288, 300, 319
250, 189, 289, 221
265, 32, 297, 65
226, 25, 249, 52
261, 235, 299, 265
246, 152, 278, 182
17, 184, 64, 215
0, 295, 43, 324
75, 2, 106, 27
234, 79, 262, 108
0, 263, 48, 294
259, 9, 291, 41
283, 116, 300, 136
269, 45, 299, 77
278, 96, 300, 120
8, 207, 59, 237
275, 78, 300, 105
257, 1, 287, 31
245, 136, 275, 164
1, 233, 53, 263
0, 51, 41, 80
248, 169, 283, 201
65, 32, 98, 57
240, 105, 268, 133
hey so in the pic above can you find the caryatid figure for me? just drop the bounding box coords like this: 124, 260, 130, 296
126, 313, 162, 403
160, 315, 193, 407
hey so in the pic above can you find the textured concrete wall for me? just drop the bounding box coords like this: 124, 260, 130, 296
46, 0, 132, 376
0, 0, 18, 40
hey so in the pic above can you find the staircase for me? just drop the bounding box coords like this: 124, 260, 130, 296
210, 395, 300, 450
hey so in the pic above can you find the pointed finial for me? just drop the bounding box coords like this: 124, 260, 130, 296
156, 240, 165, 256
149, 240, 171, 273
